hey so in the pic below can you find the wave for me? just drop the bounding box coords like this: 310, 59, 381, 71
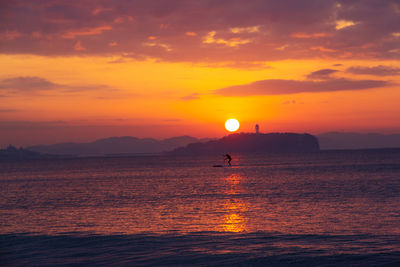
2, 232, 399, 266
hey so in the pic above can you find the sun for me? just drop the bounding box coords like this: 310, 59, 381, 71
225, 118, 240, 132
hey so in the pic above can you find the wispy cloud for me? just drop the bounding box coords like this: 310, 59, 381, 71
307, 69, 339, 79
180, 93, 200, 101
0, 77, 58, 92
0, 76, 114, 96
61, 25, 112, 39
202, 31, 251, 47
346, 65, 400, 76
215, 78, 388, 96
283, 100, 297, 105
0, 120, 68, 130
335, 20, 357, 30
0, 109, 19, 113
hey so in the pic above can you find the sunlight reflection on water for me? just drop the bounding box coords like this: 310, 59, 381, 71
221, 174, 247, 232
0, 150, 399, 237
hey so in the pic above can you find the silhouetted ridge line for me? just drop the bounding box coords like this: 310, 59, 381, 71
171, 133, 319, 154
0, 145, 55, 160
27, 136, 213, 156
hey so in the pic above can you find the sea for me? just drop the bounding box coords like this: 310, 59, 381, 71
1, 149, 400, 266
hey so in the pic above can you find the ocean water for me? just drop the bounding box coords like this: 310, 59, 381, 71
1, 150, 400, 266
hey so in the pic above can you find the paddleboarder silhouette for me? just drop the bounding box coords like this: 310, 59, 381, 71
224, 154, 232, 166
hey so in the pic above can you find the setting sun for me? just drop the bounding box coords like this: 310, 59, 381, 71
225, 119, 240, 132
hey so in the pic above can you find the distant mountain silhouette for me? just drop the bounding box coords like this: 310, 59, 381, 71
28, 136, 212, 156
0, 145, 55, 160
317, 132, 400, 150
18, 132, 400, 156
171, 133, 319, 154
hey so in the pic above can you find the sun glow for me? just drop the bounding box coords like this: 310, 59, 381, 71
225, 119, 240, 132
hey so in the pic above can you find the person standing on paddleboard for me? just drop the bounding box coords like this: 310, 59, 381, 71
224, 154, 232, 166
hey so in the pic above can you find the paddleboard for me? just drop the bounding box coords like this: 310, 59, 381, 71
212, 164, 243, 167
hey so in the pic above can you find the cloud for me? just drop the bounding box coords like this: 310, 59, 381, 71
230, 26, 260, 34
74, 40, 86, 51
0, 76, 114, 95
307, 69, 339, 79
202, 31, 251, 47
180, 93, 200, 101
200, 61, 270, 70
163, 118, 182, 122
283, 100, 296, 105
0, 0, 399, 62
346, 65, 400, 76
0, 77, 59, 92
0, 30, 23, 40
335, 20, 357, 30
0, 120, 68, 130
185, 32, 197, 36
0, 109, 19, 112
215, 78, 388, 96
291, 32, 331, 38
61, 25, 112, 39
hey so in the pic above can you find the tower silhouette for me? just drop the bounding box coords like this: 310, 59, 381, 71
255, 124, 259, 134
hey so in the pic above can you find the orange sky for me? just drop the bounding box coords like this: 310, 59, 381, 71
1, 1, 400, 146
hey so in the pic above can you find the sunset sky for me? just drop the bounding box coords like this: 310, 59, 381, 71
1, 0, 400, 146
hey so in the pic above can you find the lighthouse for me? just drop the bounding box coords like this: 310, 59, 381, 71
255, 124, 259, 134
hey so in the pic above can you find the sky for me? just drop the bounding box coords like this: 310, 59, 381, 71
1, 0, 400, 147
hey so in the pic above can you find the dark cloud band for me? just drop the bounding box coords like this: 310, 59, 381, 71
0, 0, 399, 62
346, 65, 400, 76
215, 78, 388, 96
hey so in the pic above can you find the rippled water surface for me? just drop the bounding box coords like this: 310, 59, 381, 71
1, 150, 400, 266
